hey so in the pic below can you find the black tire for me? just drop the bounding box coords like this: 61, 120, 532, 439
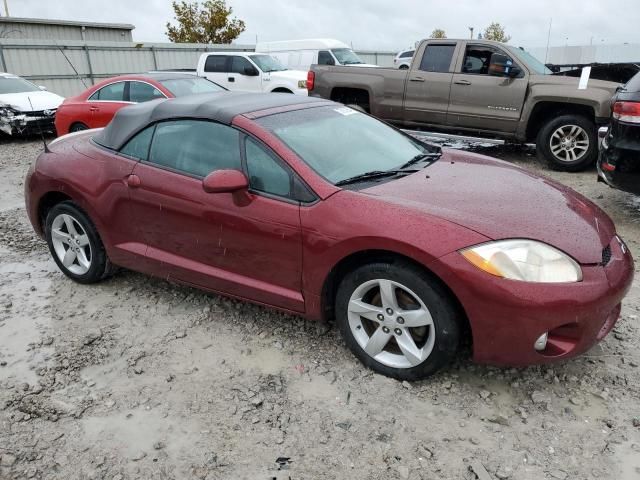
271, 89, 293, 94
69, 122, 89, 133
45, 201, 113, 284
335, 261, 461, 381
536, 114, 597, 172
399, 64, 409, 70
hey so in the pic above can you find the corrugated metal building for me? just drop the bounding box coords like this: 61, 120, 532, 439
0, 16, 134, 42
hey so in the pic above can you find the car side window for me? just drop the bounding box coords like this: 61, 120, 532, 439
148, 120, 241, 178
462, 46, 496, 75
89, 81, 126, 101
129, 81, 165, 103
400, 50, 414, 58
204, 55, 228, 73
318, 50, 335, 65
418, 44, 456, 73
245, 137, 292, 198
119, 125, 155, 161
230, 56, 253, 74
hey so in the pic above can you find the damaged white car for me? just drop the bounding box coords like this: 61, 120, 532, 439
0, 73, 64, 136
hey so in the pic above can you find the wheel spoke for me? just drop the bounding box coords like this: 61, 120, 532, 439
396, 330, 423, 366
76, 234, 90, 247
551, 145, 563, 155
378, 279, 399, 310
364, 326, 392, 357
569, 126, 578, 136
568, 149, 577, 161
52, 228, 71, 244
349, 299, 384, 322
76, 248, 91, 269
398, 308, 433, 328
62, 249, 77, 267
63, 214, 78, 236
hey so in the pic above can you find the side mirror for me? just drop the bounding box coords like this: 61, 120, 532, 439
243, 66, 259, 76
489, 53, 517, 77
326, 57, 336, 66
203, 169, 248, 194
38, 85, 48, 91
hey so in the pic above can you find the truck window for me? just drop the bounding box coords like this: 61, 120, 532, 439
318, 50, 335, 65
230, 56, 254, 74
419, 45, 456, 73
204, 55, 228, 73
462, 46, 496, 75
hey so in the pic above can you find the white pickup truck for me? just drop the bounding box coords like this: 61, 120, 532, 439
196, 52, 308, 95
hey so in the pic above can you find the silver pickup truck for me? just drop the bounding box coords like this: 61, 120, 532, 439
308, 38, 618, 171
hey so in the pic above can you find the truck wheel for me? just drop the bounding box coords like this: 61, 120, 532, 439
536, 114, 597, 172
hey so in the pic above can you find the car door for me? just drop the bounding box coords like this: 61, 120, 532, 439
228, 56, 261, 92
127, 119, 305, 312
202, 54, 231, 89
447, 43, 528, 133
403, 42, 459, 125
86, 81, 131, 128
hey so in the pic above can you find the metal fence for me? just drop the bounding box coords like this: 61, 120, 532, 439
0, 39, 396, 97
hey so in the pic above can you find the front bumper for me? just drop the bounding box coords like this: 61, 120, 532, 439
0, 111, 56, 136
429, 236, 634, 366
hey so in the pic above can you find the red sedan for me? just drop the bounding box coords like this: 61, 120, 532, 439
54, 73, 225, 135
25, 92, 634, 380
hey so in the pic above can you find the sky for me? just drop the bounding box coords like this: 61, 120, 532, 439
7, 0, 640, 51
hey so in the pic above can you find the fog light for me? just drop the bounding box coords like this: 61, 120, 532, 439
534, 332, 548, 351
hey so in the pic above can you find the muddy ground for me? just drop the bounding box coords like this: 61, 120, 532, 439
1, 135, 639, 480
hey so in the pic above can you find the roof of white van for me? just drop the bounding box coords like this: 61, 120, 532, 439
256, 38, 350, 52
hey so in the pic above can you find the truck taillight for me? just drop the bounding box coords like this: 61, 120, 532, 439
307, 71, 315, 92
612, 101, 640, 123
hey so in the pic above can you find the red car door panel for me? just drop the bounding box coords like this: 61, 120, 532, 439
128, 162, 304, 311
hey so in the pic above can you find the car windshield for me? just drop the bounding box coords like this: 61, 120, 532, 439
507, 46, 552, 75
249, 55, 287, 72
159, 77, 225, 96
0, 76, 40, 94
257, 105, 436, 185
331, 48, 364, 65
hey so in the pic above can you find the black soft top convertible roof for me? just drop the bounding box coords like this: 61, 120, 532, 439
94, 92, 331, 151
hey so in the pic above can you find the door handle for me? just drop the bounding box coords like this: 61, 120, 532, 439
410, 76, 425, 82
454, 79, 472, 85
89, 106, 99, 112
228, 77, 235, 82
126, 174, 141, 188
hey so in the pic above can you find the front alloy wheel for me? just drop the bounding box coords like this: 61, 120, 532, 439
336, 261, 461, 380
347, 279, 435, 369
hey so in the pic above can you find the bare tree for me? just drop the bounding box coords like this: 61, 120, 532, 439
430, 29, 447, 39
483, 22, 511, 43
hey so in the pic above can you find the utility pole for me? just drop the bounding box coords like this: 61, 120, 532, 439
2, 0, 8, 17
468, 27, 474, 39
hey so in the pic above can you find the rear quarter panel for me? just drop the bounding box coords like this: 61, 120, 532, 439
311, 65, 408, 120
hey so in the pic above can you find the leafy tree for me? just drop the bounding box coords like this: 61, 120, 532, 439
430, 29, 447, 39
166, 0, 246, 44
483, 22, 511, 43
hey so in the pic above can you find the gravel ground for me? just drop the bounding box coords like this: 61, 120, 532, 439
1, 135, 639, 480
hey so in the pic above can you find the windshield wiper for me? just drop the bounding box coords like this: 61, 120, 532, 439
335, 169, 417, 187
398, 152, 441, 170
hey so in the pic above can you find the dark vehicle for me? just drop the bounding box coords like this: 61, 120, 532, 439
598, 72, 640, 194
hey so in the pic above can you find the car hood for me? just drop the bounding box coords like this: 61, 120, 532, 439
362, 150, 614, 264
529, 74, 619, 94
268, 69, 307, 81
0, 90, 64, 112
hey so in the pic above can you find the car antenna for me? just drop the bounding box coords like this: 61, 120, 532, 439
27, 96, 50, 153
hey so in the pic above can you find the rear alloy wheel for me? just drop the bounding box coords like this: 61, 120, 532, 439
69, 122, 89, 133
45, 201, 112, 283
536, 114, 596, 171
336, 261, 461, 380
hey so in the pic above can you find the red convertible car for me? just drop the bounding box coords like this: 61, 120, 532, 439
54, 72, 225, 135
26, 92, 633, 380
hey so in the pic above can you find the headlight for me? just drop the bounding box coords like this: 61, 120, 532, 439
460, 239, 582, 283
298, 80, 307, 89
0, 106, 18, 118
